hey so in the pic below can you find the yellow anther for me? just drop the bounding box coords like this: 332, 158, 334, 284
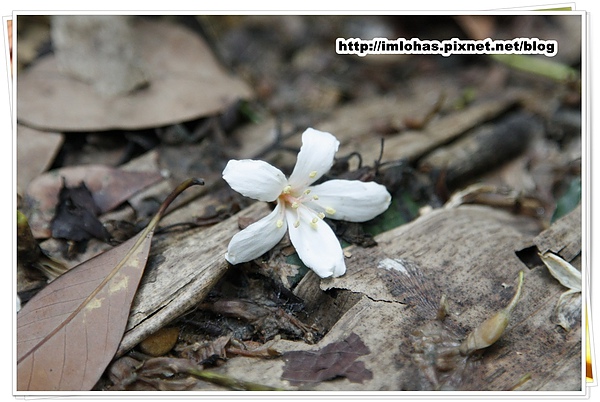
291, 202, 299, 209
276, 219, 284, 228
312, 217, 319, 224
309, 171, 317, 178
304, 189, 311, 195
312, 195, 319, 200
325, 207, 336, 215
318, 212, 325, 219
310, 220, 318, 229
294, 220, 300, 228
282, 185, 292, 194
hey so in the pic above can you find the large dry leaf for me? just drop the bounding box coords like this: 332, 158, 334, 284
16, 178, 203, 391
17, 230, 152, 391
17, 18, 253, 131
51, 16, 149, 98
23, 165, 163, 238
16, 125, 64, 194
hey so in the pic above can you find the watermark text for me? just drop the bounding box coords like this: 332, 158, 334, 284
336, 37, 558, 57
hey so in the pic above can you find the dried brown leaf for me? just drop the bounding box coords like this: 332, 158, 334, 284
17, 18, 252, 131
24, 165, 163, 238
135, 356, 199, 379
16, 178, 203, 391
16, 125, 64, 194
176, 335, 231, 365
539, 251, 581, 292
50, 181, 111, 242
281, 333, 372, 385
539, 251, 582, 331
51, 16, 149, 98
107, 356, 143, 389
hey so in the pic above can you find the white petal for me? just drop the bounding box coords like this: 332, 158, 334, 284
223, 159, 287, 202
285, 207, 346, 278
307, 179, 391, 222
287, 128, 339, 191
225, 202, 287, 264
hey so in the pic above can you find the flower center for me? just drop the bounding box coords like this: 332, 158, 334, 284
278, 184, 336, 229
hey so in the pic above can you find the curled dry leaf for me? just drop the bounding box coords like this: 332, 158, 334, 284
23, 164, 164, 238
108, 355, 282, 391
17, 178, 204, 391
539, 251, 582, 331
50, 181, 112, 242
107, 356, 143, 389
539, 251, 581, 292
199, 299, 316, 343
175, 335, 231, 365
443, 183, 546, 218
17, 210, 67, 282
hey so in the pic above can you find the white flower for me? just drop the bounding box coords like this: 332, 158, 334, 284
222, 128, 391, 278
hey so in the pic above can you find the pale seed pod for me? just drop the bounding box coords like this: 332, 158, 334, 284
459, 271, 524, 356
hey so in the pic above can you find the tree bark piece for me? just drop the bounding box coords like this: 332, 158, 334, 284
534, 204, 581, 263
229, 86, 521, 170
208, 206, 582, 392
323, 91, 521, 166
418, 112, 542, 185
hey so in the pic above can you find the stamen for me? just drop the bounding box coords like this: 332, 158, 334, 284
310, 219, 318, 229
294, 220, 300, 228
325, 207, 336, 215
291, 202, 299, 209
309, 171, 317, 178
276, 219, 284, 228
304, 189, 311, 195
312, 195, 319, 200
311, 217, 319, 224
318, 212, 325, 219
282, 185, 292, 194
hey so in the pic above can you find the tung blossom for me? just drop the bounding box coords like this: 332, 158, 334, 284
222, 128, 391, 278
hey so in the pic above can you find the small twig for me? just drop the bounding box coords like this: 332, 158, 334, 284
252, 120, 303, 160
374, 137, 385, 175
155, 222, 201, 235
510, 373, 532, 390
185, 368, 285, 391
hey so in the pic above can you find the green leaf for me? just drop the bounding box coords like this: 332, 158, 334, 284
490, 54, 578, 82
364, 194, 420, 237
552, 178, 581, 223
